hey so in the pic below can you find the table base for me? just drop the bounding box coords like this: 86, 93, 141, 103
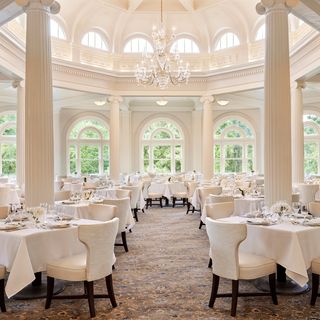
254, 278, 309, 295
13, 272, 65, 300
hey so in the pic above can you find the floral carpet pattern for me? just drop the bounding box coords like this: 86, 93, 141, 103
2, 206, 320, 319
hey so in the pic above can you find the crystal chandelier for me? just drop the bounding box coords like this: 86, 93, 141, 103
135, 0, 191, 90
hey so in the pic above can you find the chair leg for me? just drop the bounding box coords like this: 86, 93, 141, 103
209, 274, 220, 308
45, 276, 55, 309
269, 273, 278, 305
133, 208, 138, 222
186, 202, 190, 214
85, 281, 95, 318
199, 220, 204, 229
0, 279, 6, 312
106, 274, 117, 308
208, 258, 212, 268
121, 231, 129, 252
159, 198, 163, 208
172, 197, 176, 208
311, 273, 319, 306
231, 280, 239, 317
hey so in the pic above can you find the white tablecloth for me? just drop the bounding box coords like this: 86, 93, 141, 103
233, 197, 264, 216
57, 201, 135, 229
220, 216, 320, 287
0, 219, 99, 298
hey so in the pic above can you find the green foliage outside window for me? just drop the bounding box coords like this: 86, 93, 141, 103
0, 114, 16, 125
1, 144, 16, 175
103, 145, 110, 174
69, 119, 109, 139
80, 145, 99, 174
69, 145, 76, 174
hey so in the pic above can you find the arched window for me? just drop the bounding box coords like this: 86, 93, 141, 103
124, 37, 153, 53
215, 32, 240, 51
304, 113, 320, 175
255, 24, 266, 41
50, 19, 66, 40
170, 38, 200, 53
0, 113, 16, 176
67, 118, 110, 175
81, 31, 108, 51
214, 118, 255, 173
141, 119, 184, 174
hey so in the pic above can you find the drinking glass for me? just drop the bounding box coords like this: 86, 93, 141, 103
292, 202, 300, 215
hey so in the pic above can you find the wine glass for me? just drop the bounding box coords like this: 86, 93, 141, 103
292, 202, 300, 215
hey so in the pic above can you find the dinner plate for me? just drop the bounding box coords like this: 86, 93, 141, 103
62, 200, 76, 205
55, 215, 73, 221
302, 220, 320, 227
46, 222, 71, 229
247, 219, 274, 226
0, 223, 21, 231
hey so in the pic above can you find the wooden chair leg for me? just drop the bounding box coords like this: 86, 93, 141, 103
199, 220, 204, 229
208, 258, 212, 268
231, 280, 239, 317
106, 274, 117, 308
159, 198, 163, 208
209, 274, 220, 308
311, 273, 319, 306
121, 231, 129, 252
45, 276, 55, 309
172, 197, 176, 208
269, 273, 278, 305
186, 202, 190, 214
0, 279, 6, 312
133, 208, 138, 222
85, 281, 95, 318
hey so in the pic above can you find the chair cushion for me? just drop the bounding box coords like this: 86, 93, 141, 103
47, 253, 87, 282
312, 258, 320, 275
173, 192, 188, 198
148, 192, 163, 199
239, 252, 276, 280
0, 265, 5, 279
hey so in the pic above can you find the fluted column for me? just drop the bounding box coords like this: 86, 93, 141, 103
16, 0, 60, 206
120, 107, 132, 174
109, 96, 122, 182
192, 107, 202, 172
12, 80, 25, 188
201, 95, 214, 181
256, 0, 298, 206
291, 80, 305, 183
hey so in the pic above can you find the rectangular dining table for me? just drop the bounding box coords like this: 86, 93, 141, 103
219, 216, 320, 287
0, 219, 101, 298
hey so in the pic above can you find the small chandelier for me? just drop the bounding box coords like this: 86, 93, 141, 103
135, 0, 191, 90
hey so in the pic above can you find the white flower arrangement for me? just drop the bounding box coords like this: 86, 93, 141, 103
270, 201, 291, 216
28, 207, 45, 223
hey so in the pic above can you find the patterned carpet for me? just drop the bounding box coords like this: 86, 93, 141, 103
2, 206, 320, 319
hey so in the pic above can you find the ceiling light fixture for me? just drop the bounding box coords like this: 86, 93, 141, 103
156, 99, 168, 106
135, 0, 191, 90
94, 99, 106, 106
217, 99, 230, 106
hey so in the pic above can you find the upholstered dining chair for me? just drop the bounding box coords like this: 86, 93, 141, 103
198, 186, 222, 229
88, 204, 117, 221
0, 206, 9, 219
205, 202, 234, 268
121, 186, 140, 221
0, 265, 6, 312
310, 257, 320, 305
296, 184, 319, 211
309, 202, 320, 217
206, 218, 278, 317
170, 182, 188, 208
208, 194, 234, 204
54, 190, 71, 201
103, 198, 131, 252
185, 181, 198, 214
115, 189, 131, 199
145, 184, 163, 209
45, 218, 119, 318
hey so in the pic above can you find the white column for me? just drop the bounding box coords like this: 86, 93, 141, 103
258, 105, 265, 174
13, 80, 25, 188
120, 107, 132, 174
109, 96, 122, 182
192, 107, 202, 172
256, 0, 298, 206
201, 95, 214, 181
291, 80, 305, 183
16, 0, 60, 206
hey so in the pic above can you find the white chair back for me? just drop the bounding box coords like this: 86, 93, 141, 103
115, 189, 131, 199
103, 198, 130, 232
206, 218, 246, 280
78, 218, 119, 282
186, 181, 197, 198
209, 194, 234, 204
309, 202, 320, 217
88, 204, 117, 221
205, 202, 234, 220
54, 190, 71, 201
199, 187, 222, 209
121, 186, 139, 209
169, 182, 187, 194
297, 184, 319, 206
0, 187, 9, 205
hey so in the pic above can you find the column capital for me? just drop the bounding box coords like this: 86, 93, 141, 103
12, 80, 25, 89
296, 80, 306, 90
15, 0, 60, 14
256, 0, 299, 15
108, 96, 123, 105
200, 95, 214, 105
